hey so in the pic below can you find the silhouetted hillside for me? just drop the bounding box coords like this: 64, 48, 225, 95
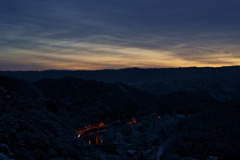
1, 66, 240, 83
33, 77, 158, 119
0, 72, 240, 159
1, 66, 240, 99
0, 76, 159, 159
159, 91, 219, 114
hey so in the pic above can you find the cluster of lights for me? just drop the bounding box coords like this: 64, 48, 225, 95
76, 122, 107, 138
76, 114, 161, 145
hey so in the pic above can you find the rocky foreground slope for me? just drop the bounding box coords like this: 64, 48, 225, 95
0, 76, 240, 160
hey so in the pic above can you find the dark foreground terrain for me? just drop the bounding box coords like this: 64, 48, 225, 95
0, 67, 240, 160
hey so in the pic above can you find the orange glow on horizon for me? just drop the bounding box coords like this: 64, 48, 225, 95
2, 42, 240, 71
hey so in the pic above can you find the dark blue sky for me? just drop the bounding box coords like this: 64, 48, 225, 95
1, 0, 240, 70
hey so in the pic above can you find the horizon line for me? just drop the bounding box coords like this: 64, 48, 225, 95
0, 65, 239, 72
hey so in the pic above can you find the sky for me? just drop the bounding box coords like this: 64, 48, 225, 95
0, 0, 240, 70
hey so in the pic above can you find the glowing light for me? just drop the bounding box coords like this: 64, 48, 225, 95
126, 119, 137, 124
76, 123, 107, 138
96, 138, 99, 144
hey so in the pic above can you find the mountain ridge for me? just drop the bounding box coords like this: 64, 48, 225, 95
1, 66, 240, 100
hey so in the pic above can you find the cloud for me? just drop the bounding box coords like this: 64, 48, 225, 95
0, 0, 240, 70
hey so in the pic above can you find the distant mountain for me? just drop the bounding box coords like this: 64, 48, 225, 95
1, 66, 240, 99
0, 66, 240, 83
